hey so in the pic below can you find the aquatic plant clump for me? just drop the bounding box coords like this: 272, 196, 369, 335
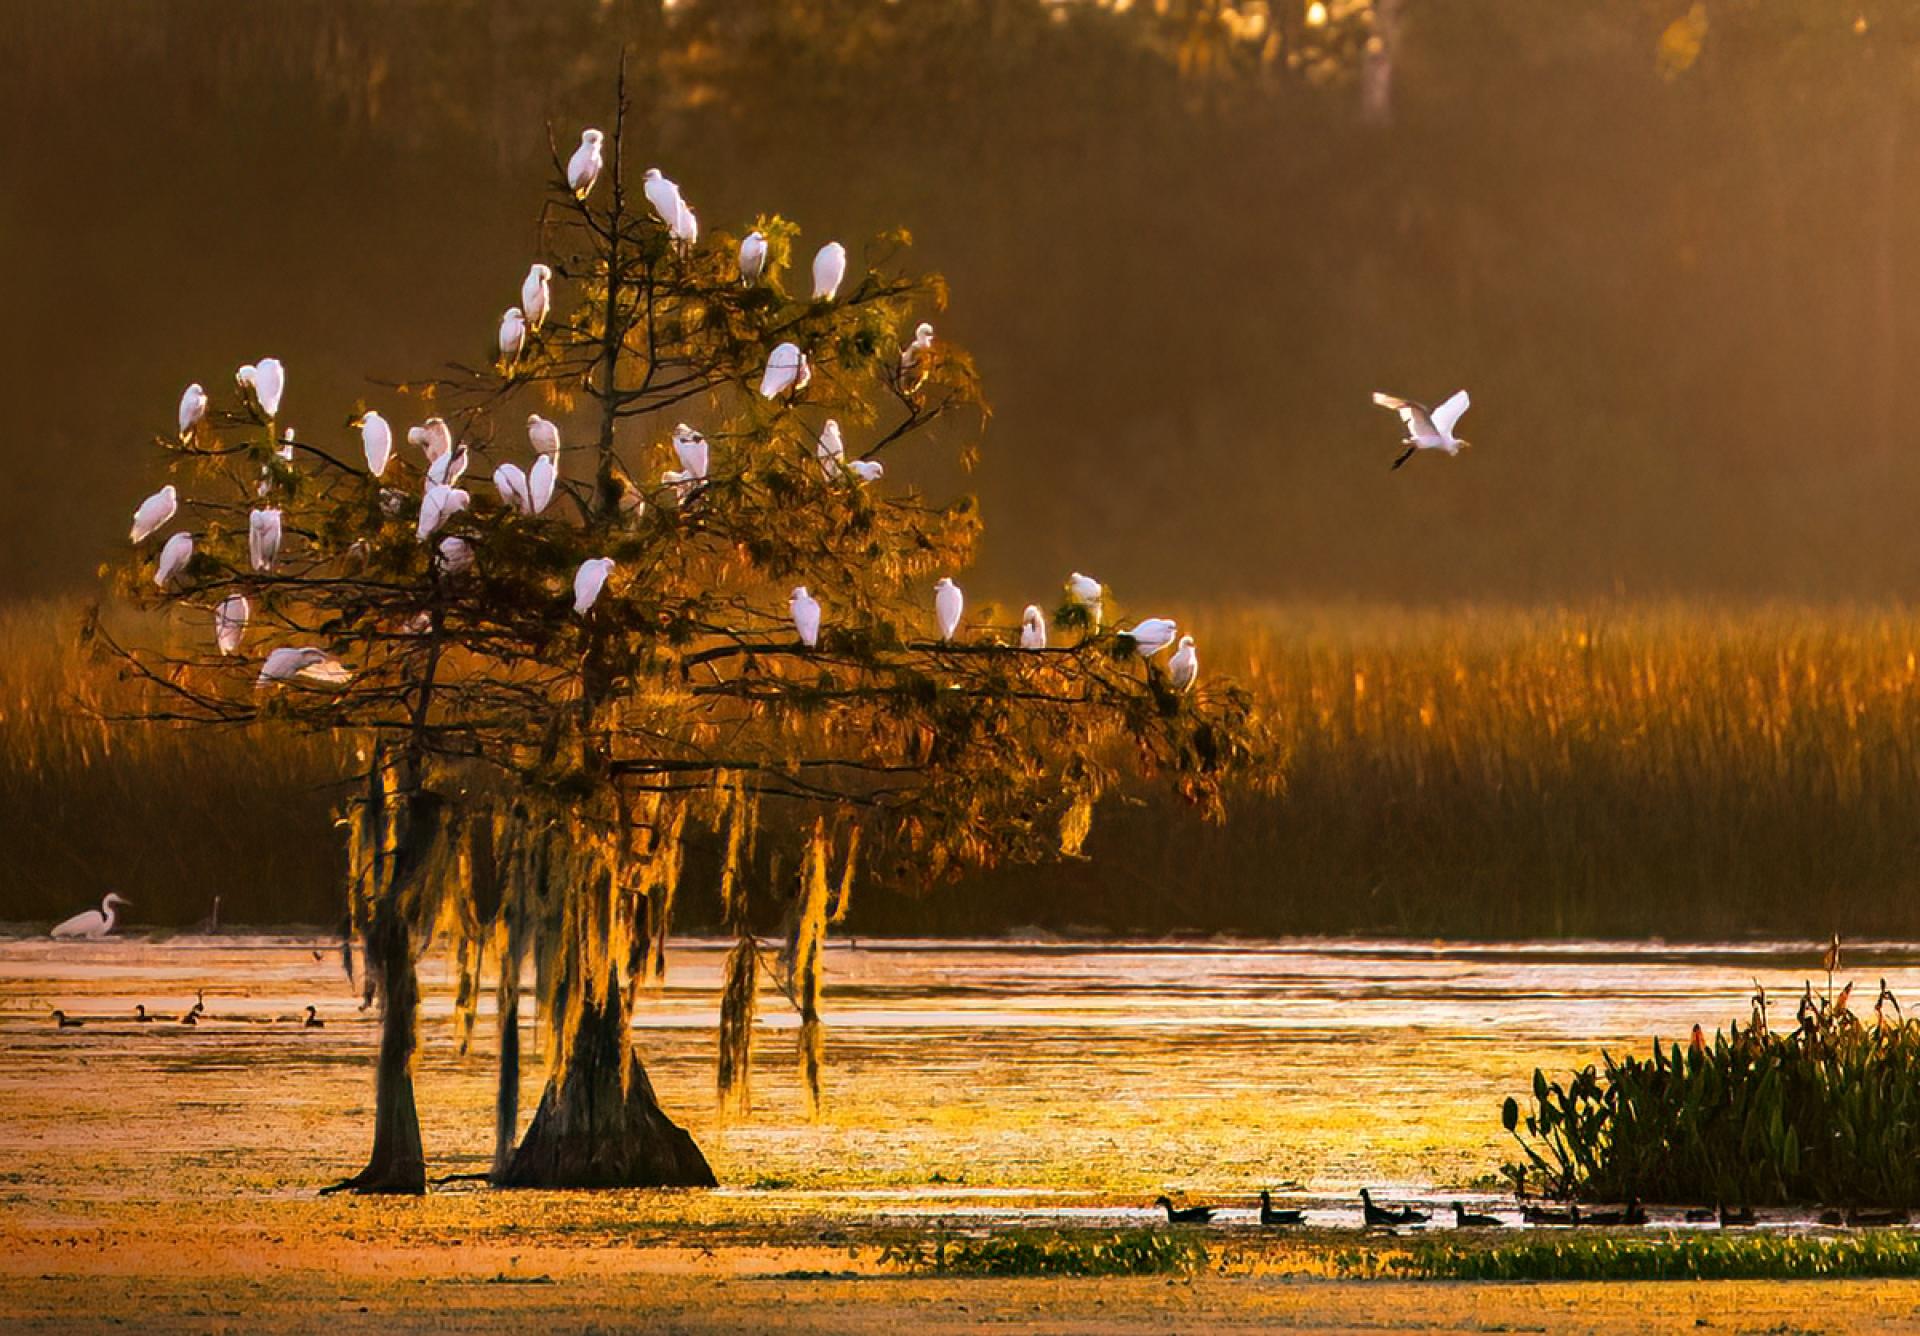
1503, 970, 1920, 1207
1349, 1232, 1920, 1283
878, 1229, 1208, 1277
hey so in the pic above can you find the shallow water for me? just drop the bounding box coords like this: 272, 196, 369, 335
0, 932, 1907, 1231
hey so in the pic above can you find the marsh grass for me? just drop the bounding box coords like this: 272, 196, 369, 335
12, 598, 1920, 934
1346, 1232, 1920, 1281
878, 1229, 1208, 1277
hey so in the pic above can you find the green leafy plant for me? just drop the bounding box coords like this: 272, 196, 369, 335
878, 1229, 1208, 1277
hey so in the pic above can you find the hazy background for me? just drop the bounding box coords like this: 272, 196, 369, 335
7, 0, 1920, 609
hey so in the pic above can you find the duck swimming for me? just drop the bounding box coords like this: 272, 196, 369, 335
1361, 1189, 1429, 1227
1154, 1195, 1214, 1225
1258, 1191, 1304, 1226
1453, 1202, 1504, 1228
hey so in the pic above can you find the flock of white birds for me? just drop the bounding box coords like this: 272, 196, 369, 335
132, 127, 1481, 733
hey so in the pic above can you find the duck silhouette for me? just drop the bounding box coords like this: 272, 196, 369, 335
1361, 1189, 1429, 1227
1452, 1202, 1504, 1228
1522, 1202, 1579, 1226
1154, 1195, 1214, 1225
50, 1010, 83, 1029
1258, 1191, 1304, 1226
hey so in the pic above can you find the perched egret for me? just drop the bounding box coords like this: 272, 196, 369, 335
845, 459, 885, 483
493, 462, 532, 514
1067, 572, 1104, 628
671, 200, 699, 250
236, 357, 286, 417
1168, 635, 1199, 693
129, 485, 177, 543
739, 230, 768, 284
567, 128, 604, 199
659, 468, 698, 503
356, 410, 393, 476
256, 646, 352, 688
573, 557, 615, 614
1020, 605, 1048, 650
409, 417, 453, 465
427, 443, 469, 487
1372, 389, 1471, 470
816, 419, 846, 478
248, 507, 282, 572
759, 342, 810, 398
1118, 618, 1178, 657
672, 423, 709, 480
642, 167, 685, 226
790, 586, 821, 647
437, 536, 475, 575
521, 262, 552, 331
528, 453, 556, 514
934, 577, 964, 642
498, 307, 527, 369
154, 531, 194, 588
417, 483, 470, 540
51, 892, 131, 940
527, 413, 562, 458
177, 383, 208, 438
812, 241, 847, 301
215, 594, 249, 655
899, 322, 934, 389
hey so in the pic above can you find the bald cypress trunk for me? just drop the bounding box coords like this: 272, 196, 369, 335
324, 907, 426, 1194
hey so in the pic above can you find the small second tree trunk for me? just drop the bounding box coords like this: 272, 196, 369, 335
323, 911, 426, 1195
497, 977, 714, 1188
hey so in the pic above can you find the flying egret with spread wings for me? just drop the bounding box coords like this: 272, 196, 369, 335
1373, 389, 1471, 470
790, 586, 821, 647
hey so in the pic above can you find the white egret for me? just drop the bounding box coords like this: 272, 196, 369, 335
567, 128, 604, 199
1020, 605, 1047, 650
845, 459, 885, 483
1067, 572, 1104, 628
527, 413, 561, 458
277, 428, 295, 462
177, 383, 208, 438
154, 531, 194, 587
812, 241, 847, 301
659, 468, 698, 503
417, 483, 469, 540
816, 419, 846, 478
671, 423, 709, 480
427, 443, 469, 487
51, 893, 131, 940
1372, 389, 1471, 470
759, 342, 811, 398
934, 577, 964, 642
256, 646, 352, 688
409, 417, 453, 465
521, 262, 552, 331
438, 536, 475, 575
573, 557, 615, 614
215, 594, 249, 655
790, 585, 821, 647
493, 462, 532, 514
1168, 635, 1199, 693
529, 453, 556, 514
129, 485, 177, 543
899, 321, 934, 389
1118, 618, 1178, 657
739, 230, 768, 284
356, 410, 393, 476
642, 168, 685, 226
671, 200, 699, 250
236, 357, 285, 417
248, 507, 282, 572
499, 307, 527, 369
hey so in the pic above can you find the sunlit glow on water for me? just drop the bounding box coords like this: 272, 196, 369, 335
0, 933, 1904, 1229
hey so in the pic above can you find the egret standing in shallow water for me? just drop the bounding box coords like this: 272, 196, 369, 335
1372, 389, 1471, 470
521, 263, 551, 331
1168, 635, 1199, 693
129, 485, 177, 543
1118, 618, 1178, 658
934, 578, 964, 643
1021, 605, 1048, 650
567, 129, 603, 199
177, 383, 207, 439
51, 893, 131, 940
790, 586, 821, 647
739, 230, 768, 284
812, 242, 847, 301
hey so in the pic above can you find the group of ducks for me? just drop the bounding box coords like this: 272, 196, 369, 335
1152, 1191, 1913, 1230
48, 994, 324, 1031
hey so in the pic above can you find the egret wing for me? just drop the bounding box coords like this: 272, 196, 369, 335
1431, 389, 1471, 438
